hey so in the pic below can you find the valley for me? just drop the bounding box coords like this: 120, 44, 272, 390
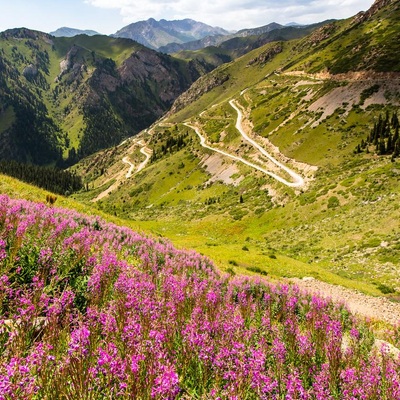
73, 66, 400, 297
2, 0, 400, 397
0, 0, 399, 318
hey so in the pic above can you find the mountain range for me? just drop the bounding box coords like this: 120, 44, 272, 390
111, 18, 230, 50
0, 18, 324, 167
0, 30, 211, 166
66, 0, 400, 296
1, 0, 400, 395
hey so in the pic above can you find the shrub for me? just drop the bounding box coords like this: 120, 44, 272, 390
246, 266, 268, 276
328, 195, 340, 208
377, 283, 396, 294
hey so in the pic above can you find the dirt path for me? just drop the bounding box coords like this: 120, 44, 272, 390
92, 140, 151, 202
229, 100, 305, 187
122, 156, 135, 178
290, 277, 400, 326
137, 141, 152, 172
185, 100, 306, 188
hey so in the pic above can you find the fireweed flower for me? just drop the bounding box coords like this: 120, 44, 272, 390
151, 363, 180, 399
68, 325, 91, 357
1, 194, 400, 398
0, 239, 6, 261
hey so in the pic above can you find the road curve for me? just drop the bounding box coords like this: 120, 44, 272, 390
92, 141, 152, 202
122, 156, 135, 178
137, 143, 152, 172
184, 102, 305, 188
229, 100, 305, 187
185, 122, 304, 187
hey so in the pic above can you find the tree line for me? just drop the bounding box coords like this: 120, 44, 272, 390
356, 111, 400, 160
0, 160, 83, 195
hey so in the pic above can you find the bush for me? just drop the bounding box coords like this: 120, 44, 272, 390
328, 196, 340, 208
377, 283, 396, 294
246, 266, 268, 276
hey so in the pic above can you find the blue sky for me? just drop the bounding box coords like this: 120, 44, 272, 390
0, 0, 375, 34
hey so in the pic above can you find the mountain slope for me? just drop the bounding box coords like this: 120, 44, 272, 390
159, 22, 284, 53
0, 29, 207, 166
112, 18, 229, 50
74, 0, 400, 294
168, 21, 331, 70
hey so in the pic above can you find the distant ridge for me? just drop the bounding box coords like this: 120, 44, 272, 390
285, 22, 303, 27
159, 22, 324, 54
112, 18, 229, 50
159, 22, 285, 53
50, 27, 100, 37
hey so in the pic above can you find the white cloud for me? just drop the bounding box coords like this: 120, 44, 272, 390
85, 0, 374, 30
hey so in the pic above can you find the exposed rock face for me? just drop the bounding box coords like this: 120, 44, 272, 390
119, 50, 195, 104
59, 46, 80, 74
169, 72, 230, 114
248, 44, 283, 66
353, 0, 394, 23
22, 64, 38, 78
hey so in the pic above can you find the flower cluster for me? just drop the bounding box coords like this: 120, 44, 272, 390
0, 194, 399, 399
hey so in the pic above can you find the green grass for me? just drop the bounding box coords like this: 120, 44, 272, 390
53, 36, 139, 67
3, 3, 400, 298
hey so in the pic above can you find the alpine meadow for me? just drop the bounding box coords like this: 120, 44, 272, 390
1, 0, 400, 398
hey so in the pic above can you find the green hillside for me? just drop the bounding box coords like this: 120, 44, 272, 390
69, 0, 400, 296
0, 29, 205, 166
1, 0, 399, 297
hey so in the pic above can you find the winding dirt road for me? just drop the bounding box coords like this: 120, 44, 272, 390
122, 156, 135, 178
92, 140, 152, 202
137, 142, 152, 172
185, 100, 305, 188
290, 277, 400, 327
229, 100, 305, 187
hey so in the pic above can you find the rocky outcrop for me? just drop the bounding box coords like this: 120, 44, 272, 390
169, 72, 230, 114
353, 0, 395, 23
22, 64, 38, 78
248, 44, 283, 66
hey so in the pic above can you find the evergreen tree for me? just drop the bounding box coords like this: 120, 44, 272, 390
378, 138, 386, 155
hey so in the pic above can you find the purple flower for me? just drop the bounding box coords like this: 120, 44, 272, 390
68, 325, 91, 357
151, 364, 180, 399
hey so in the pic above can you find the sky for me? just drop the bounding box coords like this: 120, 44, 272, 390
0, 0, 376, 34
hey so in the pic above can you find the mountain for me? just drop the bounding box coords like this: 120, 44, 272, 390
72, 0, 400, 296
236, 22, 284, 36
159, 21, 324, 54
167, 21, 331, 67
112, 18, 229, 50
0, 29, 207, 166
159, 22, 284, 53
285, 22, 303, 27
50, 27, 100, 37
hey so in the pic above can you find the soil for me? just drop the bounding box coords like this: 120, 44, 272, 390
289, 277, 400, 326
